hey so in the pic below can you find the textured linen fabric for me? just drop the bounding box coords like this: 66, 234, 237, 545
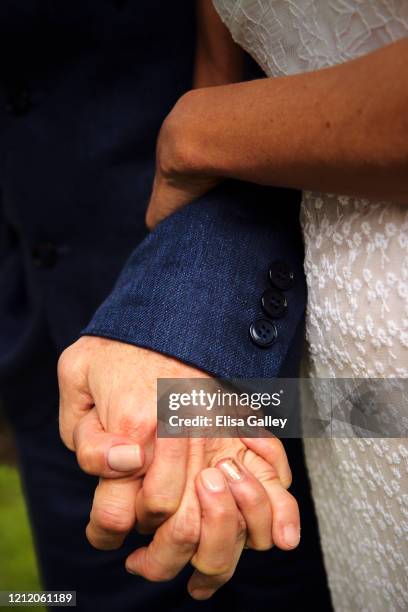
212, 2, 408, 611
83, 181, 306, 379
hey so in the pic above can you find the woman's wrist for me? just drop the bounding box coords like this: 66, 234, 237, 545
164, 37, 408, 205
145, 89, 223, 229
147, 38, 408, 229
158, 88, 223, 180
160, 81, 275, 185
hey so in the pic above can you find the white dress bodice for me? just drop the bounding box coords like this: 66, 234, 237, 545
214, 1, 408, 77
213, 2, 408, 610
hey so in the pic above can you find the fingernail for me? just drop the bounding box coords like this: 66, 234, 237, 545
126, 566, 140, 576
108, 444, 142, 472
283, 524, 301, 548
200, 468, 226, 492
190, 588, 214, 600
218, 458, 243, 482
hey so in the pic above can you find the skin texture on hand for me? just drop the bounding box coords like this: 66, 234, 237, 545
58, 336, 208, 545
145, 38, 408, 230
58, 336, 300, 599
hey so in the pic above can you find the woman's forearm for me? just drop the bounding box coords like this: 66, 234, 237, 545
180, 38, 408, 203
145, 37, 408, 229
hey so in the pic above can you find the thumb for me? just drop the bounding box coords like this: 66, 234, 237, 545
73, 409, 145, 478
58, 347, 94, 450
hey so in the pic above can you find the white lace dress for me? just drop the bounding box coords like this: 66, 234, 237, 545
213, 2, 408, 610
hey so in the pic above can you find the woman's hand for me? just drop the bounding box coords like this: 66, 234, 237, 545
127, 437, 299, 600
145, 90, 221, 230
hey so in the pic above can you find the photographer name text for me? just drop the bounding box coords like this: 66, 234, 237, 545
167, 415, 288, 429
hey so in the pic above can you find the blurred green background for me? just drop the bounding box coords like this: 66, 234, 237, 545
0, 413, 44, 611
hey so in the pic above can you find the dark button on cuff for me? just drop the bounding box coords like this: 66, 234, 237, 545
7, 89, 32, 116
249, 318, 277, 348
269, 261, 295, 290
261, 288, 288, 319
32, 242, 58, 268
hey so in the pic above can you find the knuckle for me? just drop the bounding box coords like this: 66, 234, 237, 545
145, 209, 155, 230
57, 350, 73, 384
281, 469, 292, 490
171, 513, 200, 548
221, 570, 235, 584
251, 461, 280, 485
91, 504, 134, 534
240, 486, 266, 510
161, 439, 187, 462
76, 443, 96, 474
143, 494, 179, 520
86, 524, 123, 551
200, 564, 232, 578
188, 438, 206, 459
156, 121, 176, 176
142, 564, 173, 583
192, 560, 234, 581
171, 523, 200, 548
57, 345, 87, 387
157, 97, 196, 176
211, 505, 236, 524
270, 437, 284, 453
59, 419, 74, 450
260, 438, 283, 464
208, 442, 241, 467
116, 413, 152, 440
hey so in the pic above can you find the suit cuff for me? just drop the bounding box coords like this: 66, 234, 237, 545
81, 181, 306, 378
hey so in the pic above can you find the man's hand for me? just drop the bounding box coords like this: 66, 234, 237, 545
58, 336, 300, 599
58, 335, 208, 547
58, 335, 207, 460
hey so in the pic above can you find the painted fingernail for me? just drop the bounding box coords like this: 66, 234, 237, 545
283, 523, 301, 548
200, 468, 226, 492
108, 444, 142, 472
218, 458, 243, 482
190, 588, 215, 600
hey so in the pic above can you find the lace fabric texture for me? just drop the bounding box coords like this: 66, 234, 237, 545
213, 1, 408, 610
214, 0, 408, 77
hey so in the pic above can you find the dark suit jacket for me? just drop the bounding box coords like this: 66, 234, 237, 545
0, 0, 306, 382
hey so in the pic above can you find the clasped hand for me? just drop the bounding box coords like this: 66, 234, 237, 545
58, 337, 300, 600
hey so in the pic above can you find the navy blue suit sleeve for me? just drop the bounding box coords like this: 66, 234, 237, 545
81, 181, 306, 378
